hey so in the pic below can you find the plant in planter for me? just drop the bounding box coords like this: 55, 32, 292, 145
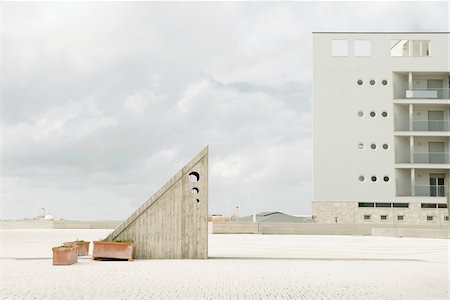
52, 245, 78, 265
93, 240, 134, 261
63, 239, 90, 256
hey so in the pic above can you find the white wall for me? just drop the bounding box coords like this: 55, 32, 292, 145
395, 136, 410, 163
313, 33, 449, 206
394, 104, 409, 131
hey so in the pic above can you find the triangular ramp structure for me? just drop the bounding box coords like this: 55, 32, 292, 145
105, 146, 208, 259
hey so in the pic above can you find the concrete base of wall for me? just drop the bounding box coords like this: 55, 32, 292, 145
313, 201, 449, 225
210, 222, 450, 238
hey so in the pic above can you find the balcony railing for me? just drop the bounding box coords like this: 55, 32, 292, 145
415, 185, 447, 197
412, 120, 450, 131
413, 152, 450, 164
405, 88, 450, 99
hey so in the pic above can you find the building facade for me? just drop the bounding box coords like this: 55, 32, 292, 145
313, 32, 449, 225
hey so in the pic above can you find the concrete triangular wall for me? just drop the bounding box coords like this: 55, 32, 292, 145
105, 146, 208, 259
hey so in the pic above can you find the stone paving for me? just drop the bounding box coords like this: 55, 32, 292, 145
0, 230, 448, 299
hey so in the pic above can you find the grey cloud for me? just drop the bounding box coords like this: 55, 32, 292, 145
1, 1, 447, 220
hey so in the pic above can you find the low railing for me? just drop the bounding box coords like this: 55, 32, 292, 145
414, 185, 447, 197
413, 152, 450, 164
412, 120, 450, 131
405, 88, 450, 99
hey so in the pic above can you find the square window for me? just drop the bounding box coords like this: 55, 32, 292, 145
364, 215, 371, 220
332, 40, 348, 56
412, 40, 430, 57
445, 216, 449, 221
427, 216, 434, 221
390, 39, 409, 56
354, 40, 371, 56
380, 215, 387, 220
397, 215, 404, 221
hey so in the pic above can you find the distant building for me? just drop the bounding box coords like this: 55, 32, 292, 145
313, 32, 449, 225
239, 212, 312, 223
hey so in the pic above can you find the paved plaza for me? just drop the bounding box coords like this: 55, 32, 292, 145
0, 229, 448, 299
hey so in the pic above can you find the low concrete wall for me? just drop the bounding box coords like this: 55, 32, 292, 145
210, 222, 449, 238
0, 220, 53, 229
0, 220, 121, 229
212, 223, 259, 234
372, 227, 450, 239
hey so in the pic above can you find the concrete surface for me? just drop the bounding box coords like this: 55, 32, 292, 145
0, 230, 448, 299
105, 146, 208, 259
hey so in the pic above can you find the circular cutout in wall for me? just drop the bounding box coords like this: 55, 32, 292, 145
188, 172, 200, 183
382, 80, 388, 85
370, 80, 376, 85
383, 176, 390, 182
359, 176, 365, 182
371, 144, 377, 150
357, 80, 363, 85
357, 111, 364, 117
191, 187, 199, 194
370, 111, 376, 117
371, 176, 377, 182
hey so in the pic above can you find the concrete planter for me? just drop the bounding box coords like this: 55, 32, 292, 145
52, 246, 78, 265
93, 241, 133, 261
63, 241, 90, 256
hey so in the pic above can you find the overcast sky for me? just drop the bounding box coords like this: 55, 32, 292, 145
1, 1, 448, 220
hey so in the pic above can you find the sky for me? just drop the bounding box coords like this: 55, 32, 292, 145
1, 1, 448, 221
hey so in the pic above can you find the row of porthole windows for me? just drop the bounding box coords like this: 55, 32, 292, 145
357, 79, 388, 86
357, 111, 388, 118
359, 175, 390, 182
188, 172, 200, 203
358, 143, 389, 150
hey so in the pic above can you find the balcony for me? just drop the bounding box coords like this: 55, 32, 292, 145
405, 88, 450, 99
397, 185, 447, 197
412, 120, 450, 131
413, 152, 450, 164
415, 185, 447, 197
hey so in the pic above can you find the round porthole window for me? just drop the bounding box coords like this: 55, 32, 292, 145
358, 143, 364, 150
188, 172, 200, 182
357, 80, 363, 85
357, 111, 364, 117
383, 144, 389, 150
383, 176, 390, 182
382, 80, 388, 85
359, 176, 365, 182
371, 144, 377, 150
382, 111, 388, 118
191, 187, 199, 194
370, 80, 376, 85
370, 111, 376, 117
371, 176, 377, 182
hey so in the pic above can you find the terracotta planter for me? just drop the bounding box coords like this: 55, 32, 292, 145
52, 246, 78, 265
63, 241, 90, 256
93, 241, 133, 261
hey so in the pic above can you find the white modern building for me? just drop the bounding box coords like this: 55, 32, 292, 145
313, 32, 449, 225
